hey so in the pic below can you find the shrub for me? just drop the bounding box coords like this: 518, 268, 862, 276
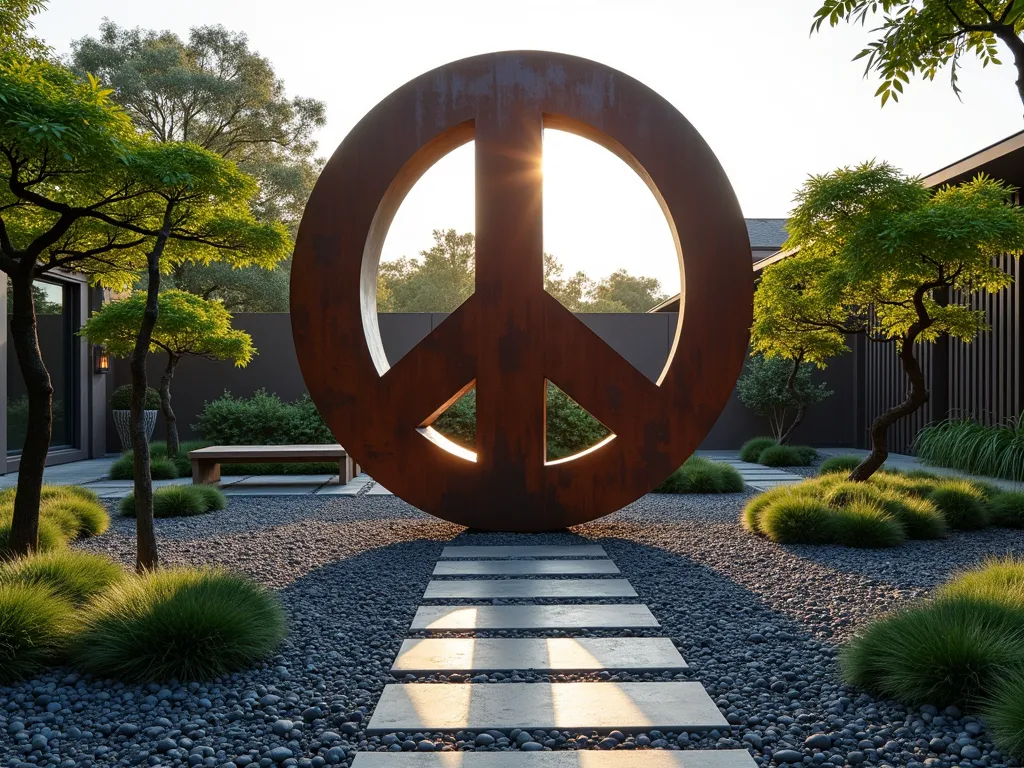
985, 674, 1024, 759
841, 596, 1024, 707
110, 384, 161, 411
740, 437, 777, 463
119, 485, 225, 518
655, 457, 744, 494
0, 550, 124, 605
0, 583, 72, 684
0, 515, 67, 558
819, 454, 862, 475
193, 389, 333, 447
758, 444, 816, 467
759, 496, 837, 544
109, 453, 179, 481
929, 480, 990, 530
72, 567, 286, 681
937, 556, 1024, 607
831, 501, 906, 548
990, 491, 1024, 528
736, 354, 833, 443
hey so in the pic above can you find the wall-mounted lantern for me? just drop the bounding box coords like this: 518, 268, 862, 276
93, 345, 110, 374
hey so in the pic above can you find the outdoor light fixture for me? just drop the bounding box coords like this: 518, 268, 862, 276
93, 345, 110, 374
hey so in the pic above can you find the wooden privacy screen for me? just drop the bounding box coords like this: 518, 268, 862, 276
291, 51, 752, 530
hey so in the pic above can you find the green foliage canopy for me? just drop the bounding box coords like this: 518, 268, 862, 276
81, 290, 254, 366
378, 229, 666, 313
812, 0, 1024, 107
737, 354, 833, 441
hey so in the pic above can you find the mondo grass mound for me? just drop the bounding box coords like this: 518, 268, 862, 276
819, 454, 862, 475
842, 558, 1024, 759
72, 568, 286, 682
989, 491, 1024, 528
743, 469, 1000, 548
653, 457, 744, 494
119, 485, 227, 518
0, 550, 125, 605
740, 437, 777, 463
758, 444, 817, 467
0, 583, 73, 684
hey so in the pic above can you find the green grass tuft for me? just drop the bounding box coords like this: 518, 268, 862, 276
758, 495, 836, 544
72, 567, 286, 682
929, 480, 990, 530
937, 556, 1024, 607
876, 493, 947, 540
654, 457, 744, 494
985, 673, 1024, 759
758, 444, 816, 467
840, 596, 1024, 708
40, 494, 109, 539
119, 485, 225, 518
109, 453, 179, 481
818, 455, 862, 475
740, 437, 777, 463
831, 501, 906, 548
0, 515, 67, 558
0, 550, 124, 605
989, 491, 1024, 529
0, 583, 73, 684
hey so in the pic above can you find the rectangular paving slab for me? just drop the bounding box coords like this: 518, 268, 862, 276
410, 604, 659, 631
353, 751, 758, 767
423, 579, 637, 599
366, 682, 727, 733
439, 545, 607, 559
390, 637, 687, 674
433, 559, 620, 576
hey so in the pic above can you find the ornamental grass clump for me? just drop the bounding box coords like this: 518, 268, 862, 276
819, 455, 863, 475
740, 437, 777, 463
876, 493, 947, 540
937, 556, 1024, 607
654, 457, 744, 494
758, 444, 816, 467
758, 495, 836, 544
990, 491, 1024, 528
109, 453, 179, 481
915, 416, 1024, 482
0, 583, 73, 684
841, 596, 1024, 708
72, 567, 286, 681
119, 485, 226, 518
985, 674, 1024, 760
929, 480, 990, 530
0, 550, 124, 605
0, 515, 67, 559
39, 492, 109, 538
831, 501, 906, 548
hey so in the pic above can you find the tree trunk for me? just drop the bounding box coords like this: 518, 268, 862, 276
992, 25, 1024, 114
6, 273, 53, 556
848, 288, 937, 482
160, 354, 180, 458
778, 356, 806, 445
131, 215, 171, 572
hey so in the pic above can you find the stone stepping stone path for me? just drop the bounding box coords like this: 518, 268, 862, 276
357, 544, 755, 767
391, 637, 688, 674
410, 604, 661, 631
434, 560, 620, 575
423, 578, 638, 599
354, 753, 756, 766
713, 458, 804, 491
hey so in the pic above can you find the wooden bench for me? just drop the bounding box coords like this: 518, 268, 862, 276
189, 445, 358, 485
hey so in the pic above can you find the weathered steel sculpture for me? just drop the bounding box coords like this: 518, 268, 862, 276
291, 51, 752, 530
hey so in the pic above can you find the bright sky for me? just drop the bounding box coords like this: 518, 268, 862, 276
31, 0, 1024, 296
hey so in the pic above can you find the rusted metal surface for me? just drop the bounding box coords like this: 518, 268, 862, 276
291, 51, 752, 530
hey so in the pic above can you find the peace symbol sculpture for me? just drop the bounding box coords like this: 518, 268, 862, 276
291, 51, 752, 531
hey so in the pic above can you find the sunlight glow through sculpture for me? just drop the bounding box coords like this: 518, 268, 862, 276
290, 51, 752, 531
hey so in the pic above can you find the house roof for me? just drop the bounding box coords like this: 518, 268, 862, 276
745, 218, 788, 250
922, 129, 1024, 189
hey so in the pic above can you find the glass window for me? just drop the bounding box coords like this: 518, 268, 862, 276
7, 279, 79, 454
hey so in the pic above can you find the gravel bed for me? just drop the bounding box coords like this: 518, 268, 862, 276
2, 491, 1022, 768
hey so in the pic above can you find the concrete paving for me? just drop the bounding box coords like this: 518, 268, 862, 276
439, 545, 607, 559
433, 560, 620, 576
366, 682, 728, 733
410, 604, 660, 631
352, 752, 758, 767
423, 578, 637, 599
390, 637, 687, 674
